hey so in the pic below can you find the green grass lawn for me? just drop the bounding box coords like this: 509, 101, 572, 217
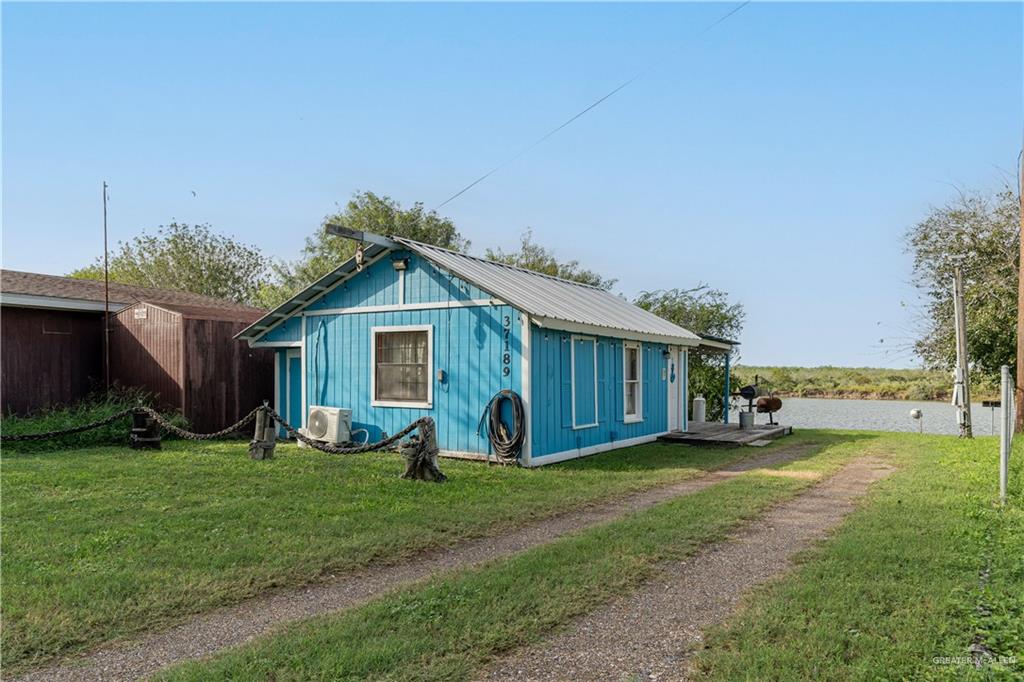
159, 431, 873, 681
1, 433, 826, 671
158, 432, 1022, 681
693, 435, 1023, 680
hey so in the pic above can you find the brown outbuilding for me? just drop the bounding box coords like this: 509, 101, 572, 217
1, 269, 273, 431
109, 301, 272, 432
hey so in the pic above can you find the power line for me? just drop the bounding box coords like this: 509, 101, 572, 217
435, 1, 752, 209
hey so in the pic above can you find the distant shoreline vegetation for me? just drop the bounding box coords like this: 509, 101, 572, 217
733, 366, 999, 403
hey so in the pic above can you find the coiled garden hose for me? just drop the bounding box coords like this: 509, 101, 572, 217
477, 389, 525, 464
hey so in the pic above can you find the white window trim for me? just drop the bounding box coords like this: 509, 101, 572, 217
371, 324, 433, 409
570, 335, 599, 430
623, 340, 644, 423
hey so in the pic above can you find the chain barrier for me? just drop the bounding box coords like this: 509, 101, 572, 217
263, 406, 430, 455
2, 406, 258, 443
2, 404, 445, 480
263, 407, 445, 480
0, 407, 136, 442
137, 406, 260, 441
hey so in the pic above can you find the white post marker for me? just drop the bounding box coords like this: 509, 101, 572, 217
1000, 365, 1011, 505
910, 408, 923, 434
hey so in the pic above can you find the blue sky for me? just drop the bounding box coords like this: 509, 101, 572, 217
3, 2, 1020, 367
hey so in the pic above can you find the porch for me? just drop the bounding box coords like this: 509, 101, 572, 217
658, 421, 792, 447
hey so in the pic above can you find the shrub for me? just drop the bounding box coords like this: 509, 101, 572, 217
1, 387, 187, 452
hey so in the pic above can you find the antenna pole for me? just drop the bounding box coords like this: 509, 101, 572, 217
103, 181, 110, 392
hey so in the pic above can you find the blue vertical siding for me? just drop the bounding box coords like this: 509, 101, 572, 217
571, 337, 597, 427
258, 252, 679, 463
273, 348, 302, 436
403, 252, 492, 304
530, 328, 668, 458
275, 349, 288, 435
262, 316, 302, 343
304, 304, 522, 454
300, 251, 492, 313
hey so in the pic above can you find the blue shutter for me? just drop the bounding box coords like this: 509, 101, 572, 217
597, 340, 607, 424
572, 338, 597, 426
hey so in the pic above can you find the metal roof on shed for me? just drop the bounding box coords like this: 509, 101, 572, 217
237, 238, 703, 346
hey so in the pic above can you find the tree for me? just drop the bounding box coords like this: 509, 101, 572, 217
634, 286, 745, 421
69, 223, 270, 306
264, 192, 470, 306
905, 187, 1019, 381
485, 230, 617, 290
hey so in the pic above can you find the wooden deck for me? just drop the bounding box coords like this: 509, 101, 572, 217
658, 421, 792, 447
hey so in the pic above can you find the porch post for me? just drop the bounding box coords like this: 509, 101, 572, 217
723, 351, 731, 424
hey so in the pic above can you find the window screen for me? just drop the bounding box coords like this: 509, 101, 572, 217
375, 330, 429, 403
624, 343, 642, 420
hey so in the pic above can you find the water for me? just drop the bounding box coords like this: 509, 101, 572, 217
728, 397, 1003, 436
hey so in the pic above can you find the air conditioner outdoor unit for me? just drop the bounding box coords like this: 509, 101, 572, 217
305, 406, 352, 444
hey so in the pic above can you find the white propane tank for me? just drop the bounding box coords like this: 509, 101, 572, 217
692, 394, 706, 423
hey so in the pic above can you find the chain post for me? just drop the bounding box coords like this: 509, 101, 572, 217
262, 402, 278, 457
130, 408, 161, 450
249, 404, 275, 460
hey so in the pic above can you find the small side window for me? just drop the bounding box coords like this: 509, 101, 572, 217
623, 341, 643, 422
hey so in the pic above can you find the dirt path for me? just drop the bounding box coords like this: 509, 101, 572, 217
478, 456, 895, 682
15, 443, 819, 682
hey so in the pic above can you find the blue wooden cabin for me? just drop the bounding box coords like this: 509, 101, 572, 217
236, 236, 734, 466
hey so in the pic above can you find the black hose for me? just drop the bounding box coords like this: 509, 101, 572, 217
477, 389, 525, 464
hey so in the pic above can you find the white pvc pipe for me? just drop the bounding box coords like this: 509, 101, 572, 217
1000, 365, 1010, 505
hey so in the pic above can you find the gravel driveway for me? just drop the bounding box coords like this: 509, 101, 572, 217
14, 443, 819, 682
478, 456, 895, 681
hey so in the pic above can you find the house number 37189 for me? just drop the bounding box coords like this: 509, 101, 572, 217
502, 315, 511, 376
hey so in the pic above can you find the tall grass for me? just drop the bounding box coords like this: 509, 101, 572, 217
1, 388, 186, 452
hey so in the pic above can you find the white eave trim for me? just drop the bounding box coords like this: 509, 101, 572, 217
697, 339, 735, 351
0, 293, 130, 313
238, 247, 392, 345
251, 340, 302, 348
531, 316, 700, 347
303, 298, 503, 317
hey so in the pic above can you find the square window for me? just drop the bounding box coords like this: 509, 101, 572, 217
373, 327, 432, 406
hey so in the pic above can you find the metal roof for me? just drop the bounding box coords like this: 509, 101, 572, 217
235, 243, 390, 341
395, 239, 701, 345
237, 238, 702, 346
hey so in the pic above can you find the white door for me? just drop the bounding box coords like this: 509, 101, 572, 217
667, 347, 682, 432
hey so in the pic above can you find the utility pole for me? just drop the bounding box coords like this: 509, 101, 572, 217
103, 181, 110, 392
1016, 149, 1024, 432
953, 266, 973, 438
